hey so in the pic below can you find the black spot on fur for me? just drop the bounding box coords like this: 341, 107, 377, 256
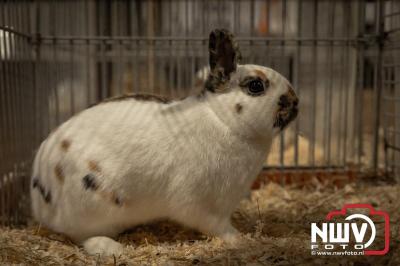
279, 95, 290, 108
235, 103, 243, 114
83, 174, 98, 191
44, 191, 52, 203
274, 108, 298, 130
274, 89, 299, 130
32, 177, 39, 188
114, 196, 122, 206
38, 185, 45, 196
32, 177, 52, 204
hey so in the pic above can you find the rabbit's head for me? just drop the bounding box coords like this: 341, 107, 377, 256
204, 29, 299, 142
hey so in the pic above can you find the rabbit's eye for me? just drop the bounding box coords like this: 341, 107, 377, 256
247, 79, 265, 96
239, 76, 269, 96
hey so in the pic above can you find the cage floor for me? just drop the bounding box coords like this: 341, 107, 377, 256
0, 181, 399, 265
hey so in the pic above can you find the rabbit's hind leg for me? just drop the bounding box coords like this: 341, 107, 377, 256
82, 236, 123, 256
176, 210, 241, 246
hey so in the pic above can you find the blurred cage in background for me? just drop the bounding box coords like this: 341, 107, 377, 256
382, 1, 400, 182
0, 0, 398, 225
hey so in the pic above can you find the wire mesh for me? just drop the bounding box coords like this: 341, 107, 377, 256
32, 0, 364, 169
0, 1, 36, 225
0, 0, 390, 225
382, 0, 400, 181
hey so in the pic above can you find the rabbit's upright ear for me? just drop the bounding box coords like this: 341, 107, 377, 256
206, 29, 241, 92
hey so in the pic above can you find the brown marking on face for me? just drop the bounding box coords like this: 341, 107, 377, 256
60, 140, 71, 152
88, 160, 101, 173
273, 86, 299, 130
235, 103, 243, 114
54, 163, 65, 183
287, 86, 298, 105
101, 93, 171, 104
254, 70, 267, 81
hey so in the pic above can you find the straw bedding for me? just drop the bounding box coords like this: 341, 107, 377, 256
0, 179, 399, 265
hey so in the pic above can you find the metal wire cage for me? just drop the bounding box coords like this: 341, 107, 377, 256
382, 1, 400, 179
0, 0, 396, 226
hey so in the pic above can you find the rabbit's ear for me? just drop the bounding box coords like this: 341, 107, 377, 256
206, 29, 241, 92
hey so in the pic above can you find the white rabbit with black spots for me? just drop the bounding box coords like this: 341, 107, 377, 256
31, 29, 298, 256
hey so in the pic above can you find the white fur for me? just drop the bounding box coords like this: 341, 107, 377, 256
83, 236, 123, 256
31, 64, 295, 256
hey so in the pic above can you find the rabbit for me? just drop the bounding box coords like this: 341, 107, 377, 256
30, 29, 299, 256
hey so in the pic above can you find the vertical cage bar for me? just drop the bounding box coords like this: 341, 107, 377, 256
354, 0, 366, 167
279, 0, 287, 171
293, 0, 302, 167
309, 0, 318, 166
372, 0, 384, 171
342, 1, 351, 166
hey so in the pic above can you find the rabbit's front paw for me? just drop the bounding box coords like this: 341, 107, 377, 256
82, 236, 123, 257
219, 225, 240, 247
